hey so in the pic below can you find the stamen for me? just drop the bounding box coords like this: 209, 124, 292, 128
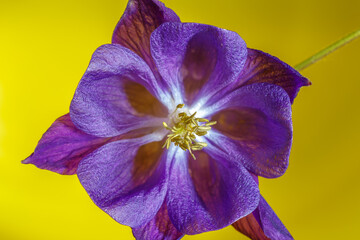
196, 118, 209, 123
205, 121, 217, 126
162, 104, 216, 160
176, 104, 185, 109
162, 122, 171, 130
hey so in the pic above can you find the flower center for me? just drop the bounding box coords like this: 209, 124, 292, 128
162, 104, 216, 160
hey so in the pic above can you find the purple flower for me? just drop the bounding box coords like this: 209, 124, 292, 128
23, 0, 310, 239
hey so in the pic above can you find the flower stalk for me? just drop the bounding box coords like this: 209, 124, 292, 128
295, 29, 360, 71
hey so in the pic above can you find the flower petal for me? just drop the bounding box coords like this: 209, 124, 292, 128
150, 22, 247, 106
112, 0, 180, 74
70, 44, 171, 138
132, 202, 184, 240
77, 133, 169, 227
22, 114, 113, 175
257, 196, 293, 240
233, 196, 293, 240
203, 83, 292, 178
236, 49, 310, 103
166, 146, 259, 234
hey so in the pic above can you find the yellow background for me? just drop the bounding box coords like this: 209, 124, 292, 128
1, 0, 359, 239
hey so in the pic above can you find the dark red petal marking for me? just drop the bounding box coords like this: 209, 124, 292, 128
237, 49, 311, 103
112, 0, 180, 74
233, 211, 270, 240
132, 202, 184, 240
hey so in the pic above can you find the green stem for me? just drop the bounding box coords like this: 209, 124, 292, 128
294, 29, 360, 71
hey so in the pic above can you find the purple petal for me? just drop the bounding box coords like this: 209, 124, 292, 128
150, 22, 247, 106
70, 44, 171, 138
166, 146, 259, 234
22, 114, 113, 175
77, 134, 169, 227
236, 49, 311, 103
257, 196, 293, 240
233, 196, 293, 240
132, 202, 184, 240
112, 0, 180, 75
203, 83, 292, 178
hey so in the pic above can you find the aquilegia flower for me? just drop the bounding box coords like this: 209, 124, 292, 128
23, 0, 310, 239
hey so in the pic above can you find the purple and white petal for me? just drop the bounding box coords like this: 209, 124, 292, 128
150, 22, 247, 107
166, 146, 259, 234
70, 44, 172, 138
233, 196, 293, 240
112, 0, 180, 76
202, 83, 292, 178
236, 49, 310, 103
22, 114, 113, 175
132, 202, 184, 240
77, 133, 169, 228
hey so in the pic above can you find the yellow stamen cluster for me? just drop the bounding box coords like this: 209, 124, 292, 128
162, 104, 216, 160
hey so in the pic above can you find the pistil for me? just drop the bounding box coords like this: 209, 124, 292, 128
162, 104, 216, 160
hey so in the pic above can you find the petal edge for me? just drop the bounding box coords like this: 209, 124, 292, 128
23, 114, 112, 175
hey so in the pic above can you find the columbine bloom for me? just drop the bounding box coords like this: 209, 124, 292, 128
23, 0, 310, 239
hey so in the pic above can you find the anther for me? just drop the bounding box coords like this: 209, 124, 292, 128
205, 121, 217, 126
162, 104, 216, 160
196, 118, 209, 123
